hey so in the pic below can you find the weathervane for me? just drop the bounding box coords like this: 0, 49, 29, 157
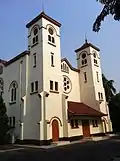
85, 34, 88, 43
42, 3, 45, 12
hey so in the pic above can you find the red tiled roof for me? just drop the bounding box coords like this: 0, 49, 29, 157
68, 101, 106, 117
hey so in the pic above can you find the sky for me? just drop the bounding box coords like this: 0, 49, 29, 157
0, 0, 120, 91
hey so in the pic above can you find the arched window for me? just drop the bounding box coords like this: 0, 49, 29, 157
64, 64, 67, 71
93, 52, 98, 65
9, 81, 18, 103
48, 27, 55, 44
66, 67, 69, 73
0, 78, 3, 96
48, 35, 51, 41
63, 63, 65, 71
61, 64, 63, 70
32, 27, 39, 45
81, 52, 87, 65
61, 63, 69, 73
52, 37, 55, 43
0, 65, 3, 75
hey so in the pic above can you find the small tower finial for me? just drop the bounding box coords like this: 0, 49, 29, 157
85, 34, 88, 43
42, 3, 44, 12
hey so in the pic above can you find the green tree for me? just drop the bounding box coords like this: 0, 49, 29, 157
93, 0, 120, 32
0, 95, 10, 144
109, 93, 120, 132
102, 74, 116, 102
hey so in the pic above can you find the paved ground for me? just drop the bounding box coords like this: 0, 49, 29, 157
1, 137, 120, 161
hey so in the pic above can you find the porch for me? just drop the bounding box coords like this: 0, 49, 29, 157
68, 101, 107, 138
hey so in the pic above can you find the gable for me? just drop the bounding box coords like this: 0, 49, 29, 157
61, 58, 79, 73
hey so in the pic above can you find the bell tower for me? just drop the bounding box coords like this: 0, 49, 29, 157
24, 11, 63, 140
75, 41, 107, 113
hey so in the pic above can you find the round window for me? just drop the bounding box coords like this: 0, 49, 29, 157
34, 28, 38, 35
0, 66, 3, 75
63, 76, 72, 94
48, 28, 54, 35
82, 53, 86, 59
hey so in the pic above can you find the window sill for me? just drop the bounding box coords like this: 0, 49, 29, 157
49, 90, 59, 94
99, 99, 104, 101
30, 91, 38, 95
71, 127, 79, 129
81, 64, 88, 68
61, 69, 69, 73
31, 42, 39, 48
48, 42, 56, 47
9, 101, 16, 105
94, 64, 99, 67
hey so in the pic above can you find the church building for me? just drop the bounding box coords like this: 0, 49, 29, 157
0, 11, 112, 144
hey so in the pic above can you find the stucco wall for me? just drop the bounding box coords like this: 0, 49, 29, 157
76, 48, 99, 110
3, 55, 27, 139
68, 120, 83, 137
61, 63, 81, 102
89, 119, 102, 134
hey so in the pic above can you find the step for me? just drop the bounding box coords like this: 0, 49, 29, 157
51, 141, 70, 146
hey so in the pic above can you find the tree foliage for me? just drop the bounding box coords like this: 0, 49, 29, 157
0, 95, 10, 144
109, 93, 120, 132
102, 74, 116, 102
102, 74, 120, 132
93, 0, 120, 32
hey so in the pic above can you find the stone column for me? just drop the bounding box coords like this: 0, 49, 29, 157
62, 94, 69, 138
38, 91, 49, 141
20, 122, 24, 140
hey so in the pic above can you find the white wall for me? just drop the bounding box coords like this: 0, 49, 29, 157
76, 48, 99, 110
68, 120, 83, 137
41, 17, 63, 140
89, 119, 102, 134
3, 55, 27, 139
61, 62, 81, 102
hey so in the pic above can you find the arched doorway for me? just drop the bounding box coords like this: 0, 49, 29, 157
52, 119, 59, 142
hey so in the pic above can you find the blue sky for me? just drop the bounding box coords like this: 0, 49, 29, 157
0, 0, 120, 91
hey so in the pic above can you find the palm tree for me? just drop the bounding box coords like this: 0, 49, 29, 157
102, 74, 116, 102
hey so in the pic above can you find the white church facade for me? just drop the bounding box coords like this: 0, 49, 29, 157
0, 11, 112, 145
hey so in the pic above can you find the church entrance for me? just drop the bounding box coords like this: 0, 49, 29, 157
52, 119, 59, 142
82, 120, 90, 137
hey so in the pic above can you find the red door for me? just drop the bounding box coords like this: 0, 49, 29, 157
52, 120, 59, 142
82, 120, 90, 137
